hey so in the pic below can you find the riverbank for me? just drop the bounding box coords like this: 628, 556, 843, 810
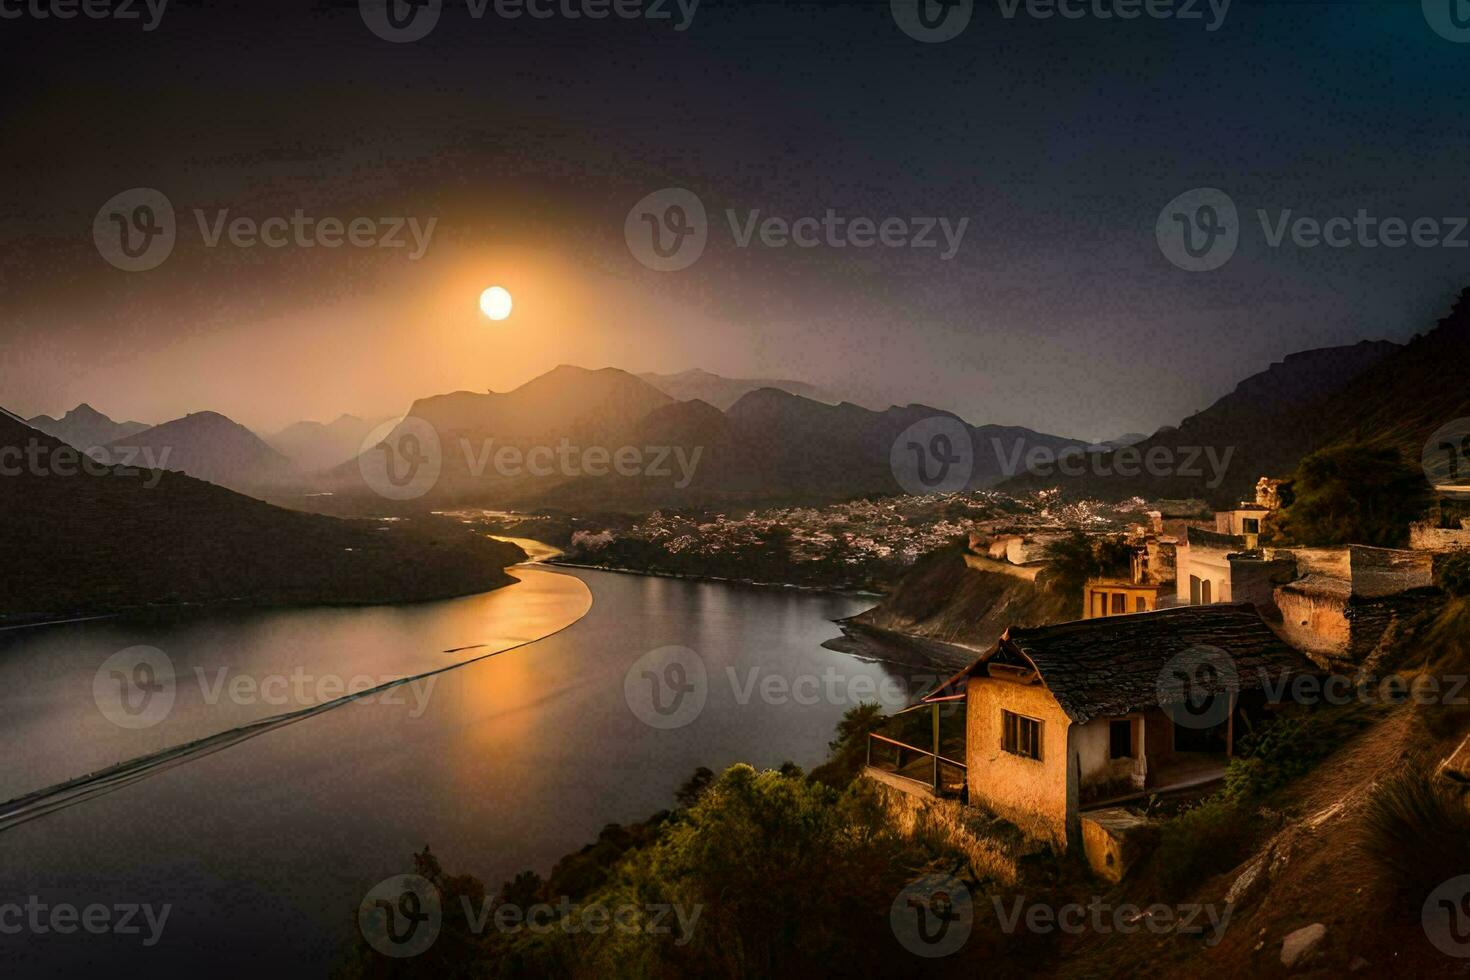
543, 557, 883, 599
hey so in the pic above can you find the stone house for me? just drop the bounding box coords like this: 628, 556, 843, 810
921, 605, 1316, 850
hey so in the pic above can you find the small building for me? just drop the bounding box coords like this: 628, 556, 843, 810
1082, 577, 1169, 618
1215, 504, 1271, 547
921, 605, 1317, 850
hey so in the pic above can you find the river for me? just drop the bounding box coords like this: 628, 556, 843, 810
0, 556, 919, 977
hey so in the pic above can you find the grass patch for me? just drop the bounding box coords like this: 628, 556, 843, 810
1359, 756, 1470, 909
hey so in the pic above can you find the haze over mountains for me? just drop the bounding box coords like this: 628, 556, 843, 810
1001, 288, 1470, 504
264, 414, 390, 473
99, 411, 302, 497
637, 369, 860, 411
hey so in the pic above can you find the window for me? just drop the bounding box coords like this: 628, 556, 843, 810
1242, 517, 1260, 534
1109, 719, 1134, 759
1002, 710, 1041, 760
1201, 579, 1213, 604
1134, 597, 1147, 612
1190, 575, 1202, 605
1110, 593, 1125, 614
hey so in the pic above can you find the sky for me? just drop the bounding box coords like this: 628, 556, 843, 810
1, 0, 1468, 440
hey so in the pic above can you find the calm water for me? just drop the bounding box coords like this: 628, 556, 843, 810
0, 561, 906, 977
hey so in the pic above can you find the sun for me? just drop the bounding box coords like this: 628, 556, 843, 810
479, 285, 513, 321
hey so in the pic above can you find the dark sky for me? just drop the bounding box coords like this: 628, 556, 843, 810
1, 0, 1467, 438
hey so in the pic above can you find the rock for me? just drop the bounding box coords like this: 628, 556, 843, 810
1226, 854, 1266, 904
1280, 923, 1327, 969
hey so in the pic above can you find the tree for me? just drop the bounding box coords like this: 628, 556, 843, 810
1265, 442, 1434, 548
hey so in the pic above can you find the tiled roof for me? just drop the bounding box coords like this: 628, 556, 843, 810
927, 604, 1318, 724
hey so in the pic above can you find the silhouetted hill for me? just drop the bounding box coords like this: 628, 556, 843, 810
1001, 335, 1408, 505
26, 404, 148, 452
101, 411, 302, 497
0, 408, 522, 624
266, 414, 389, 473
638, 368, 853, 410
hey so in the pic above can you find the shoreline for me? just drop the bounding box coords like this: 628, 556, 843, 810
543, 557, 884, 599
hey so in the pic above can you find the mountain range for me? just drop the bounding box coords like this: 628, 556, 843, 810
1001, 287, 1470, 504
26, 404, 149, 453
637, 368, 856, 411
0, 408, 521, 623
97, 411, 302, 497
315, 365, 1089, 512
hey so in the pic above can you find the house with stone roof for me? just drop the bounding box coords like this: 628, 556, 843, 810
917, 605, 1318, 852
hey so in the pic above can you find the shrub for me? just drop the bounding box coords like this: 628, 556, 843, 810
1359, 757, 1470, 907
1440, 552, 1470, 599
1156, 798, 1257, 893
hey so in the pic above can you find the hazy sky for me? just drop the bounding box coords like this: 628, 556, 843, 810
2, 0, 1468, 439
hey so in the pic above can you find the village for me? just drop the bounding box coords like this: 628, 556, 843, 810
859, 471, 1470, 948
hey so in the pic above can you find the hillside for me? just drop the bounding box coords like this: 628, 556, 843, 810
1003, 289, 1470, 505
828, 544, 1075, 670
0, 408, 523, 624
